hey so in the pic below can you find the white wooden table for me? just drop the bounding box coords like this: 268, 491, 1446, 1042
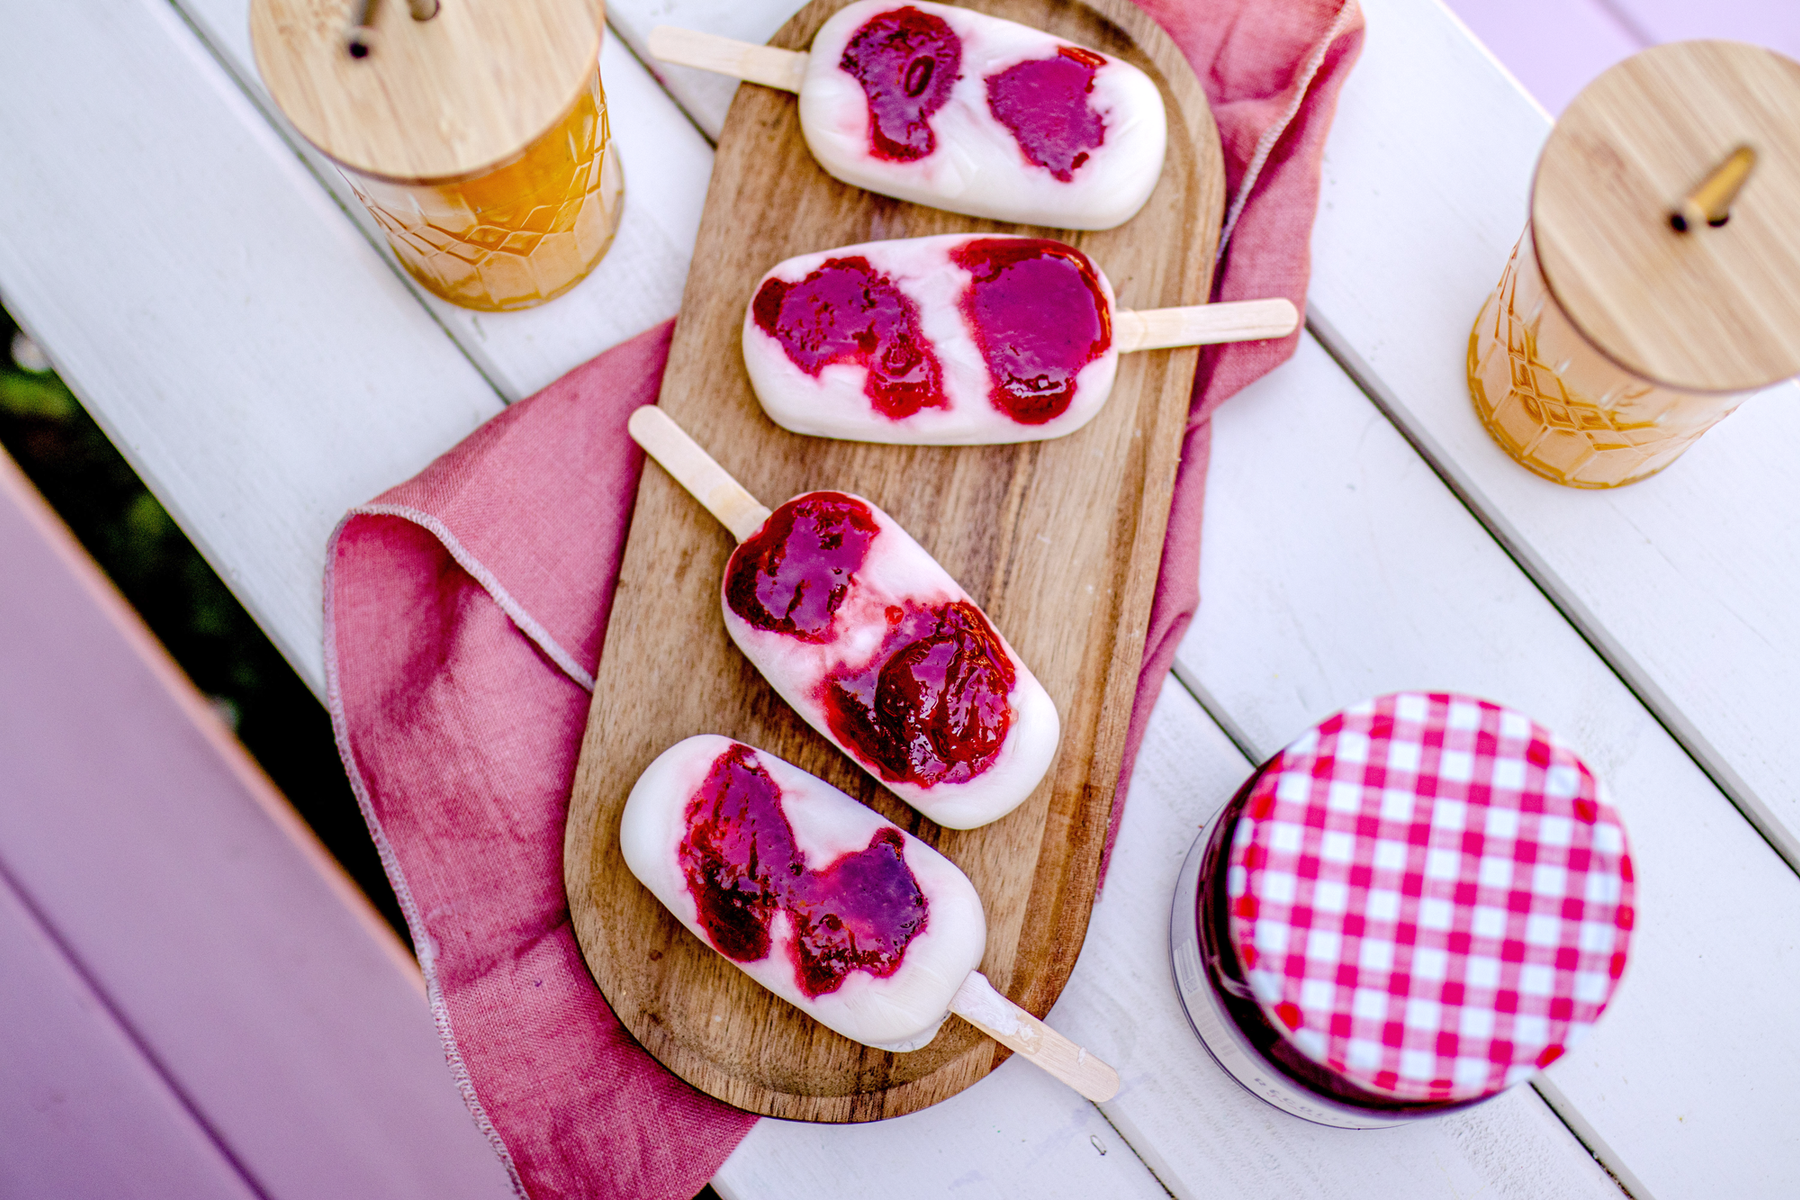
4, 0, 1799, 1196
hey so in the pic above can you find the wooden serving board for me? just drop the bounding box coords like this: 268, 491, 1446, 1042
566, 0, 1222, 1121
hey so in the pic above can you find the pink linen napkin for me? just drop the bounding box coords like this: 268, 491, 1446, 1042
325, 5, 1363, 1199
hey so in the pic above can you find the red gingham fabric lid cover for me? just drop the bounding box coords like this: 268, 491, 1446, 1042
1225, 693, 1635, 1103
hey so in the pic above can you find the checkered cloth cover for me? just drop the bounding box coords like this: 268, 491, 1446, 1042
1225, 692, 1634, 1103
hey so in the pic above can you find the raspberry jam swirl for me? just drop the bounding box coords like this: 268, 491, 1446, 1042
952, 238, 1112, 424
679, 743, 929, 997
753, 258, 948, 420
725, 493, 881, 643
840, 7, 962, 162
821, 600, 1017, 787
986, 46, 1108, 181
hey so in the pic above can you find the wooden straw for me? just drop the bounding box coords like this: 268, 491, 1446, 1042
1114, 297, 1298, 353
1671, 145, 1757, 232
345, 0, 379, 59
949, 972, 1120, 1102
649, 26, 810, 93
345, 0, 440, 59
627, 406, 772, 543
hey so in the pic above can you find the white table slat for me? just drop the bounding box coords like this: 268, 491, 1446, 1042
1309, 0, 1800, 872
0, 0, 505, 698
722, 678, 1626, 1200
1057, 679, 1627, 1200
715, 1051, 1170, 1200
0, 867, 260, 1200
1181, 333, 1800, 1199
608, 0, 792, 143
180, 0, 715, 401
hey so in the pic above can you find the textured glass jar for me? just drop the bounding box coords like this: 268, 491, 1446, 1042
343, 67, 623, 312
1467, 227, 1748, 489
251, 0, 615, 313
1463, 42, 1800, 488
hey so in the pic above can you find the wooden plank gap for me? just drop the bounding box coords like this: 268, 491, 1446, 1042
161, 0, 513, 405
1301, 304, 1800, 880
1089, 1100, 1180, 1200
1531, 1076, 1654, 1200
1167, 657, 1260, 767
606, 18, 721, 149
0, 856, 278, 1200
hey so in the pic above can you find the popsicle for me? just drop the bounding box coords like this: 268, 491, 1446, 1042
621, 734, 1119, 1098
627, 406, 1058, 830
649, 1, 1168, 229
744, 232, 1299, 443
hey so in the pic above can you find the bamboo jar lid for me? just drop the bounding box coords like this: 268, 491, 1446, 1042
1533, 41, 1800, 393
250, 0, 603, 182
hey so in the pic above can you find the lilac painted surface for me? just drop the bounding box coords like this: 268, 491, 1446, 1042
0, 867, 259, 1200
0, 450, 513, 1200
1440, 0, 1641, 112
1606, 0, 1800, 58
1444, 0, 1799, 112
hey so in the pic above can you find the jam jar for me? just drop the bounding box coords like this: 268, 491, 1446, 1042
1171, 692, 1635, 1127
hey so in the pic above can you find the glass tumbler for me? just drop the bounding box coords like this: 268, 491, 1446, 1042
1467, 228, 1749, 489
343, 66, 624, 312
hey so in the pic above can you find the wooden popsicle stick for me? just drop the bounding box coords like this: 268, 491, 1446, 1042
627, 406, 772, 543
1113, 297, 1299, 353
949, 972, 1120, 1102
648, 26, 810, 94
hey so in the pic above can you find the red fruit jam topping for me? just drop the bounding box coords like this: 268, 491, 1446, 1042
679, 744, 929, 998
726, 492, 880, 643
951, 238, 1111, 425
821, 600, 1017, 788
840, 7, 962, 162
753, 257, 948, 420
985, 46, 1107, 181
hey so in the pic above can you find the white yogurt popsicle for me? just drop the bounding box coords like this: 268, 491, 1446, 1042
622, 735, 986, 1050
744, 233, 1301, 445
722, 489, 1059, 829
628, 407, 1060, 830
650, 1, 1168, 229
745, 232, 1116, 443
621, 736, 1120, 1098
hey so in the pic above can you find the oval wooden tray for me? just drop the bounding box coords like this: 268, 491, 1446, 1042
566, 0, 1222, 1122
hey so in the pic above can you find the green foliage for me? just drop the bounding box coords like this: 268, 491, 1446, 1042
0, 373, 77, 419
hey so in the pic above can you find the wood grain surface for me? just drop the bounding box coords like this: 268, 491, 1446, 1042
565, 0, 1221, 1121
1532, 40, 1800, 392
250, 0, 602, 179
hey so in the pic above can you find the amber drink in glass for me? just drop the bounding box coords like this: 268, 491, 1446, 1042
1467, 228, 1747, 489
343, 68, 622, 312
1464, 42, 1800, 489
252, 0, 617, 313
